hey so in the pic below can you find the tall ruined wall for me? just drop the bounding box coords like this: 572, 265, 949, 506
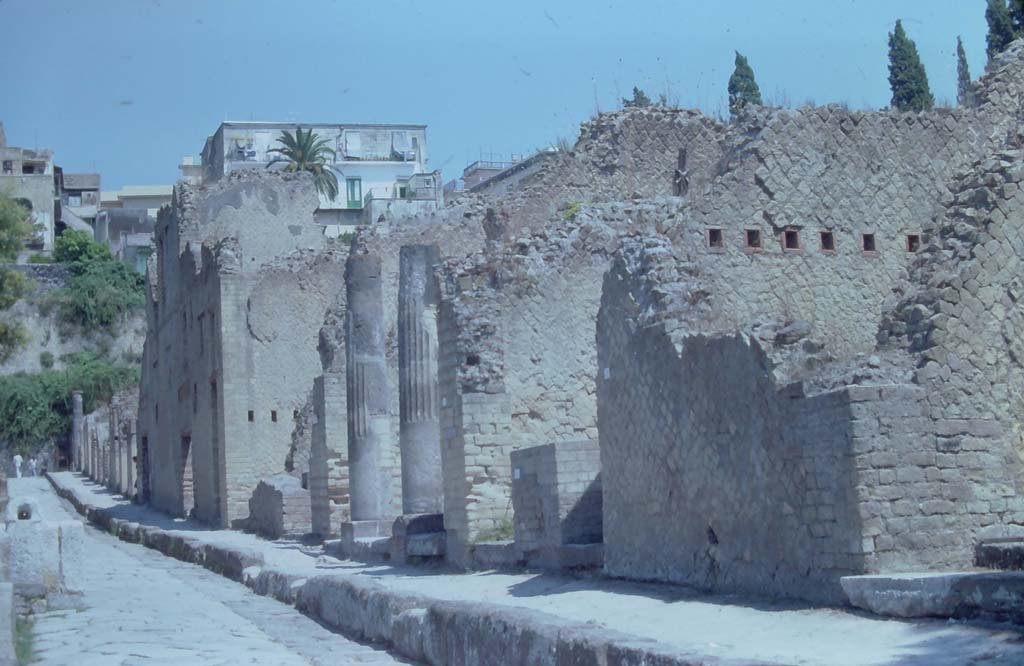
592, 45, 1024, 599
876, 148, 1024, 550
138, 171, 347, 527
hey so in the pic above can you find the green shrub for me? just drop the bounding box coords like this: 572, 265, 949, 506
47, 230, 144, 333
27, 252, 51, 264
39, 351, 54, 368
563, 202, 582, 221
53, 229, 112, 265
0, 351, 138, 454
0, 321, 28, 363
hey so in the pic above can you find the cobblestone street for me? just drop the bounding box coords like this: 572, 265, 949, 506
15, 478, 407, 666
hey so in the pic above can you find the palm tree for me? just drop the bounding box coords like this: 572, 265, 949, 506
266, 127, 339, 201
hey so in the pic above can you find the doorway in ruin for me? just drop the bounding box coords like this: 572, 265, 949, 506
179, 435, 194, 517
138, 436, 151, 502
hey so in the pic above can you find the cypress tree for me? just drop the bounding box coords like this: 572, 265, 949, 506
888, 20, 934, 112
957, 36, 974, 107
727, 51, 762, 117
987, 0, 1017, 61
1010, 0, 1024, 32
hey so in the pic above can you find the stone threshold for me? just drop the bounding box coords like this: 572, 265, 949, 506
842, 571, 1024, 623
45, 472, 765, 666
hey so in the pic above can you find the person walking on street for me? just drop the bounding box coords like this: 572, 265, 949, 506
29, 457, 38, 477
12, 453, 22, 479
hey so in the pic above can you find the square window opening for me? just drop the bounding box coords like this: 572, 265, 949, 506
862, 233, 877, 253
783, 229, 800, 250
820, 231, 835, 252
271, 410, 278, 423
906, 234, 921, 253
247, 410, 254, 423
707, 228, 723, 248
745, 229, 762, 250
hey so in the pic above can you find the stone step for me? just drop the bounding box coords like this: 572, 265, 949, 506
975, 538, 1024, 571
841, 571, 1024, 624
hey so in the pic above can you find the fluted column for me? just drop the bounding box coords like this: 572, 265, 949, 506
345, 254, 391, 522
71, 391, 83, 472
398, 245, 443, 514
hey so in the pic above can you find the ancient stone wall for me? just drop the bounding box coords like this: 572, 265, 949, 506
510, 439, 601, 567
138, 171, 348, 527
247, 474, 312, 539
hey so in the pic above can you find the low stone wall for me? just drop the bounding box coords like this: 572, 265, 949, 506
511, 440, 601, 567
247, 474, 311, 539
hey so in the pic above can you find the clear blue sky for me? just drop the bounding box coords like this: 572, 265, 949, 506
0, 0, 990, 190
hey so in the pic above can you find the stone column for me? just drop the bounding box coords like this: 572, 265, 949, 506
398, 245, 443, 514
71, 391, 83, 472
125, 420, 136, 499
345, 254, 391, 523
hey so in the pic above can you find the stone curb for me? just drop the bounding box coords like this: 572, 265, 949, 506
46, 473, 772, 666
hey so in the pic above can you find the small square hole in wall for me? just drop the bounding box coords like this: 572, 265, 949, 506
707, 228, 723, 249
293, 409, 299, 420
820, 231, 835, 252
862, 232, 877, 253
906, 233, 921, 253
783, 229, 800, 251
271, 410, 278, 423
247, 410, 254, 423
745, 228, 762, 250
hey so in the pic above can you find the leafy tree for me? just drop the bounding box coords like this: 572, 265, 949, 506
957, 36, 974, 107
0, 193, 32, 361
46, 230, 144, 334
987, 0, 1017, 60
888, 20, 934, 112
53, 229, 111, 265
727, 51, 763, 117
266, 128, 339, 201
0, 351, 138, 454
622, 86, 652, 108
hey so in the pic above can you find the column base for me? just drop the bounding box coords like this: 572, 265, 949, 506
337, 520, 391, 562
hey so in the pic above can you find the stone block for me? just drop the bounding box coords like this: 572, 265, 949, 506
842, 571, 1024, 623
976, 538, 1024, 571
57, 521, 86, 594
0, 583, 12, 666
4, 520, 60, 595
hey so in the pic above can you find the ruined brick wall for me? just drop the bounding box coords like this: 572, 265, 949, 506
876, 148, 1024, 549
247, 474, 312, 539
597, 247, 873, 601
510, 439, 601, 566
138, 171, 347, 527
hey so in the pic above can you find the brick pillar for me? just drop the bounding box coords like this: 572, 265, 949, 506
398, 245, 443, 514
311, 373, 348, 537
345, 254, 392, 523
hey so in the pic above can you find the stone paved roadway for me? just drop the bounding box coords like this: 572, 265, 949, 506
13, 478, 409, 666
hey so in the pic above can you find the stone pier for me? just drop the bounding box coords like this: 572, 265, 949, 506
71, 391, 83, 472
397, 245, 443, 515
344, 254, 392, 530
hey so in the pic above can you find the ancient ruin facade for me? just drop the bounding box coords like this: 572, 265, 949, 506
137, 171, 348, 527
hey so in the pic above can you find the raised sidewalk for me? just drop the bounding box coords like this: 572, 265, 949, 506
47, 472, 1024, 666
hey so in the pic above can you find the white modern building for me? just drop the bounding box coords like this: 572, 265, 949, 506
199, 121, 442, 226
100, 184, 174, 217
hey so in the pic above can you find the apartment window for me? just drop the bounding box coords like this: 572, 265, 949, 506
707, 228, 724, 249
783, 229, 801, 251
820, 231, 835, 252
1, 161, 11, 175
861, 232, 877, 254
271, 410, 278, 423
346, 178, 362, 208
247, 410, 254, 423
22, 164, 35, 174
906, 233, 921, 253
67, 194, 81, 207
745, 228, 762, 251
